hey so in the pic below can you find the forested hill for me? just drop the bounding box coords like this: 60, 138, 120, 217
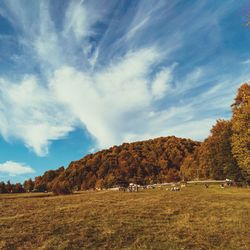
34, 136, 200, 191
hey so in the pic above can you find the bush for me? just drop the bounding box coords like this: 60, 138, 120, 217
52, 181, 72, 195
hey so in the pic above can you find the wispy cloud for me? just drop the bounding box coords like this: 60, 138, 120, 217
241, 59, 250, 64
0, 0, 249, 156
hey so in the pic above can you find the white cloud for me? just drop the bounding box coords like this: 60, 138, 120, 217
64, 0, 89, 40
50, 48, 170, 148
34, 2, 63, 69
0, 76, 75, 156
0, 161, 35, 176
152, 64, 177, 99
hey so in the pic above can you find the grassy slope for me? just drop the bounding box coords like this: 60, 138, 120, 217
0, 186, 249, 250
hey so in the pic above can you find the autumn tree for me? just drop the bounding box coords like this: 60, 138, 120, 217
6, 181, 13, 193
13, 183, 25, 193
34, 176, 47, 192
181, 120, 242, 181
231, 83, 250, 181
0, 182, 7, 194
52, 180, 72, 195
165, 168, 181, 182
208, 120, 241, 180
23, 178, 34, 192
180, 153, 199, 180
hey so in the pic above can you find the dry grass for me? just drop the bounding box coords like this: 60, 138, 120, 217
0, 185, 249, 250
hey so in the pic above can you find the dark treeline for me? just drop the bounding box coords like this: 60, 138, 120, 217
0, 181, 25, 194
1, 83, 249, 194
0, 167, 65, 194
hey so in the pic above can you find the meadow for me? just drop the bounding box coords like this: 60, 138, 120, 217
0, 185, 249, 250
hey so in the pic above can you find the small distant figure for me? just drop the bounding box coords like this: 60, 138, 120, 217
205, 184, 209, 189
225, 179, 233, 187
171, 186, 180, 191
220, 183, 225, 189
127, 183, 139, 192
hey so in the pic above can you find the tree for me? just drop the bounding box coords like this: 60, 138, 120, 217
165, 168, 181, 182
0, 182, 7, 194
13, 183, 25, 193
23, 178, 34, 192
231, 83, 250, 181
180, 154, 198, 180
181, 120, 242, 181
208, 120, 241, 180
52, 180, 72, 195
34, 176, 47, 192
6, 181, 12, 193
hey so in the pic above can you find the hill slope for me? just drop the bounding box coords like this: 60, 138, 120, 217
48, 136, 200, 190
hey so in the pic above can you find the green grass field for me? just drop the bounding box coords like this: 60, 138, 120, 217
0, 185, 249, 250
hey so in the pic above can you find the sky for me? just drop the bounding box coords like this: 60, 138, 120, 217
0, 0, 250, 183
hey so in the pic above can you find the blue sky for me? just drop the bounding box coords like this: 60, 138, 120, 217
0, 0, 249, 183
